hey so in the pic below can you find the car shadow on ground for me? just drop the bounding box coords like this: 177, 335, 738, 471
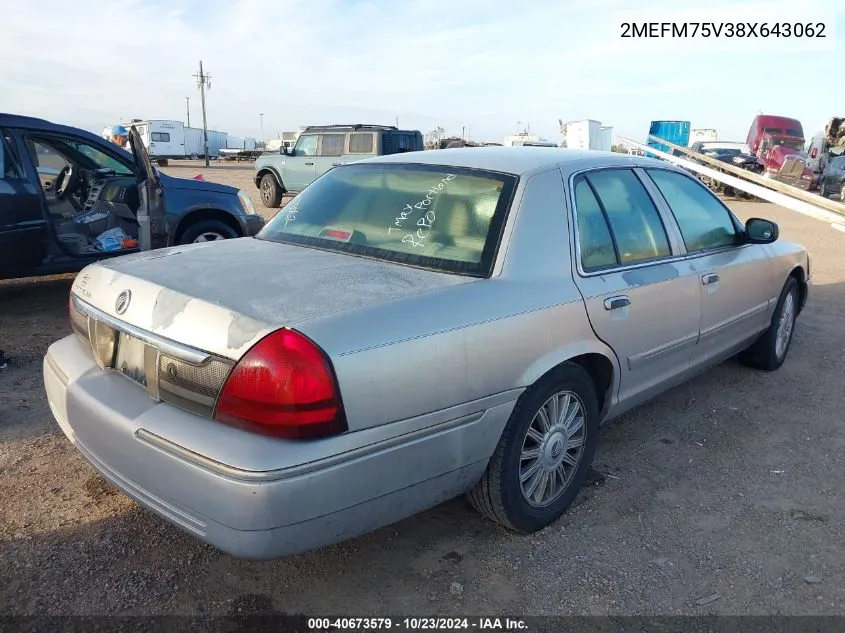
1, 277, 843, 615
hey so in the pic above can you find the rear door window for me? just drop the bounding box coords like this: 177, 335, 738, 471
318, 134, 345, 157
581, 169, 671, 265
349, 133, 374, 154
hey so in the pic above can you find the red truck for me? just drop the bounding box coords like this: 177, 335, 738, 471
746, 114, 815, 190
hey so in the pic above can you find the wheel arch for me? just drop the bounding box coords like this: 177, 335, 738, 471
173, 208, 242, 244
517, 342, 619, 420
255, 167, 285, 191
788, 264, 808, 314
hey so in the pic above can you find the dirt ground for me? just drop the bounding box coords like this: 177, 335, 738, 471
1, 162, 843, 616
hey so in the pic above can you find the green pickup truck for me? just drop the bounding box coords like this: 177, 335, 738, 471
254, 124, 424, 208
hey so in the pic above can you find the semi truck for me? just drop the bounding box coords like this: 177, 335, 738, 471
745, 114, 814, 191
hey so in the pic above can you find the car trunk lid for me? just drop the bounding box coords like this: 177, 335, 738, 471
71, 237, 474, 361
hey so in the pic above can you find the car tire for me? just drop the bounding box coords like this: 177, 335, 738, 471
178, 219, 239, 245
819, 181, 828, 198
840, 184, 845, 203
467, 362, 600, 533
739, 276, 800, 371
260, 173, 283, 208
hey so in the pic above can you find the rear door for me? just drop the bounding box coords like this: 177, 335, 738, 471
128, 126, 168, 250
643, 167, 775, 370
0, 128, 48, 278
568, 167, 702, 412
312, 132, 347, 176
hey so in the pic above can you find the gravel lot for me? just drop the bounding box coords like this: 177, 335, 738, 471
1, 161, 843, 616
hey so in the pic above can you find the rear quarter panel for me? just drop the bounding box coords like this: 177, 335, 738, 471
295, 167, 618, 433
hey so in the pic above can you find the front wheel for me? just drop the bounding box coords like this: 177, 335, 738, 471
177, 219, 238, 245
840, 184, 845, 203
259, 173, 283, 208
467, 363, 600, 533
739, 276, 800, 371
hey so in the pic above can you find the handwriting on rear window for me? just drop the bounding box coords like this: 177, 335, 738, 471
283, 195, 303, 228
388, 173, 456, 248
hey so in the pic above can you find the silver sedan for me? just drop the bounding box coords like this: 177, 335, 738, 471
43, 148, 810, 559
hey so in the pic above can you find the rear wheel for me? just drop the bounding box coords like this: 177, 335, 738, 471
739, 276, 799, 371
260, 173, 283, 208
467, 363, 600, 533
178, 219, 238, 245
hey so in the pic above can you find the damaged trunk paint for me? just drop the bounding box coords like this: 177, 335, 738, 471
70, 237, 474, 360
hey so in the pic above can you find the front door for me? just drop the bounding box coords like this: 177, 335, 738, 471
643, 167, 775, 370
568, 168, 702, 412
284, 133, 319, 192
128, 125, 167, 250
0, 129, 48, 278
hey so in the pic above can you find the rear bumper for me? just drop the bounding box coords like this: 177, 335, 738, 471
43, 335, 511, 559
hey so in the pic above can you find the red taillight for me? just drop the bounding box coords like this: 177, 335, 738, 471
213, 328, 346, 439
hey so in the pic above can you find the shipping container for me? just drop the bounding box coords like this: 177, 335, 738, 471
647, 120, 691, 155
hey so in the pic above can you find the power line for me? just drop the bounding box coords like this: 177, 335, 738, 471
193, 61, 212, 166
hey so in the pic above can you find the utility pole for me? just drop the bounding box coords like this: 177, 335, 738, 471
260, 113, 264, 144
193, 61, 212, 167
185, 97, 191, 128
462, 126, 465, 141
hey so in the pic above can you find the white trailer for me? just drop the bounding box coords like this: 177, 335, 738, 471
123, 120, 187, 161
689, 128, 718, 145
561, 120, 602, 150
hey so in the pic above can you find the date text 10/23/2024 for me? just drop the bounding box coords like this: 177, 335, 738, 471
307, 617, 529, 631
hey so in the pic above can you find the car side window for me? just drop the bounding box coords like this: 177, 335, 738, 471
294, 134, 318, 156
318, 134, 345, 157
583, 169, 672, 265
573, 177, 618, 270
348, 133, 374, 154
645, 169, 740, 252
1, 132, 26, 180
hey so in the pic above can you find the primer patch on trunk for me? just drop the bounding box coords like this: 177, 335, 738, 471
151, 288, 192, 331
227, 313, 267, 351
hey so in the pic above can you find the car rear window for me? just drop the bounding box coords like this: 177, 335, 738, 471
257, 163, 518, 276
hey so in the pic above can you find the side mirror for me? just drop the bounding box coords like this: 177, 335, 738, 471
745, 218, 779, 244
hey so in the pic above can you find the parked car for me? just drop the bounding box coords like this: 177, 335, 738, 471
687, 141, 763, 198
45, 148, 810, 559
0, 113, 265, 280
818, 155, 845, 201
254, 124, 423, 208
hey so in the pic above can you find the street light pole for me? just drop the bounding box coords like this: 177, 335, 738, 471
260, 113, 264, 144
193, 61, 212, 167
185, 97, 190, 128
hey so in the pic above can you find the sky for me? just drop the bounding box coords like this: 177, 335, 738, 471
1, 0, 842, 145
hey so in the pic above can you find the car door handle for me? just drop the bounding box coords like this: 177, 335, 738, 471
304, 161, 314, 166
603, 296, 631, 310
331, 162, 342, 167
702, 273, 720, 286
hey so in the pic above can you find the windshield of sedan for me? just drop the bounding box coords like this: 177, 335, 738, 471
257, 163, 518, 276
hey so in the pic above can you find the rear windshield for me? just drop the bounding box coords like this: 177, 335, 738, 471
257, 163, 518, 276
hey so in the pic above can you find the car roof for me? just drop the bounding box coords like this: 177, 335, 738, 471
361, 146, 679, 176
0, 112, 108, 144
